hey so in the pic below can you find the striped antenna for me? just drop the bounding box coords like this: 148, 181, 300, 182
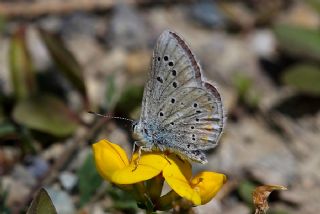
88, 111, 134, 123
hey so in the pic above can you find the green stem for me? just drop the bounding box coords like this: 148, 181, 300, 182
157, 190, 181, 211
146, 174, 164, 202
133, 182, 155, 212
132, 182, 146, 202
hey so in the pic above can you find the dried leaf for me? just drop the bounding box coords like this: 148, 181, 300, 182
253, 185, 287, 214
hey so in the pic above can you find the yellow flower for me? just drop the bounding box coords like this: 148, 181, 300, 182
92, 139, 226, 208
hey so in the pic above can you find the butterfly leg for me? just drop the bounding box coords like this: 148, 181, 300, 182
131, 141, 138, 162
132, 144, 145, 172
163, 155, 171, 164
162, 151, 171, 164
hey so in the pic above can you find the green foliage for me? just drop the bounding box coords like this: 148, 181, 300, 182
26, 188, 57, 214
268, 209, 289, 214
77, 153, 102, 207
115, 84, 144, 115
233, 73, 252, 98
106, 186, 138, 213
306, 0, 320, 14
0, 15, 6, 32
0, 121, 16, 138
233, 73, 260, 109
13, 95, 79, 137
4, 25, 89, 144
39, 28, 88, 107
105, 74, 117, 111
0, 181, 10, 213
237, 180, 256, 205
282, 64, 320, 95
9, 27, 36, 100
273, 24, 320, 61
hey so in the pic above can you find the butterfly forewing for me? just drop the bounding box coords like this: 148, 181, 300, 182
138, 30, 224, 163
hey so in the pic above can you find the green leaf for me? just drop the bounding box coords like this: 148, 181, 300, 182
0, 182, 10, 213
273, 24, 320, 61
113, 200, 138, 211
9, 26, 36, 100
13, 95, 79, 137
306, 0, 320, 14
77, 152, 102, 207
38, 28, 88, 108
115, 84, 144, 115
238, 180, 256, 205
105, 74, 117, 111
282, 64, 320, 95
232, 73, 260, 109
0, 15, 6, 33
26, 188, 57, 214
233, 73, 252, 99
0, 122, 16, 138
106, 187, 138, 212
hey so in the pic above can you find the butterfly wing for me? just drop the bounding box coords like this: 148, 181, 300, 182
139, 30, 224, 163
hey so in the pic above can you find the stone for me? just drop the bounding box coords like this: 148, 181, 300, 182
59, 171, 78, 191
46, 187, 75, 214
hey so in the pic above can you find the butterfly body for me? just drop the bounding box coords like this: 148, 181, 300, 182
133, 30, 224, 164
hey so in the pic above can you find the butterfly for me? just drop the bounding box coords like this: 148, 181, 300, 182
133, 30, 224, 164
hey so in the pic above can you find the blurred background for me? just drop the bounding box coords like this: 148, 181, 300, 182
0, 0, 320, 213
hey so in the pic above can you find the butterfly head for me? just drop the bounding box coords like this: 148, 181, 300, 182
132, 121, 156, 146
132, 121, 144, 142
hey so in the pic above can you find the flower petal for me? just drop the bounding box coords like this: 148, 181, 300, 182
111, 152, 169, 184
190, 171, 226, 204
92, 139, 129, 181
162, 155, 201, 205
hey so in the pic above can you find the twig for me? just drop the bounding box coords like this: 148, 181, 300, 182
0, 0, 187, 18
0, 0, 134, 18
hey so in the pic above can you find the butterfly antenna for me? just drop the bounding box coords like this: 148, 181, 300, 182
88, 111, 134, 124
